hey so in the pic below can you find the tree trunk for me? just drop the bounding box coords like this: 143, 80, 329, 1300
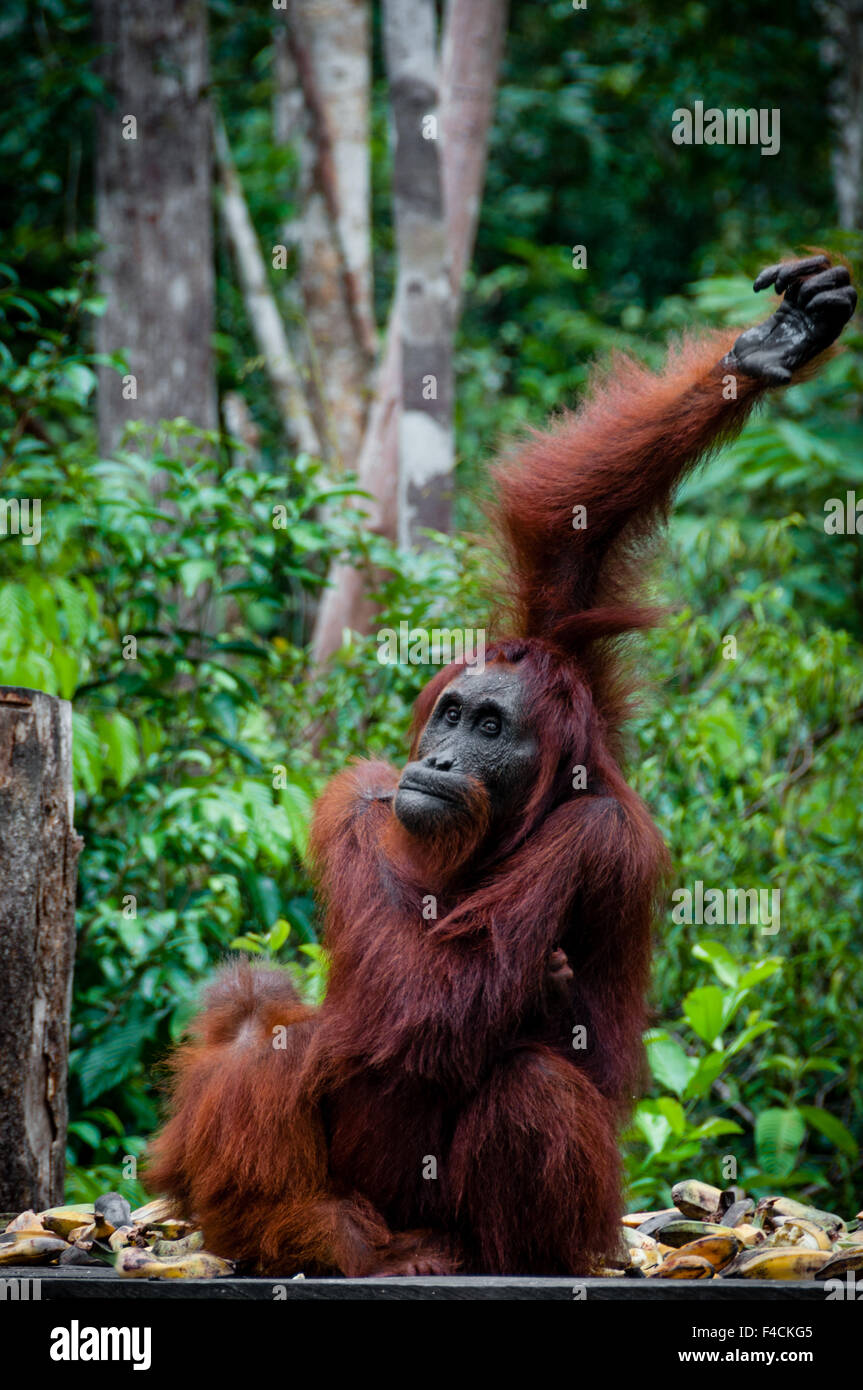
94, 0, 217, 459
214, 116, 321, 457
441, 0, 509, 313
0, 688, 82, 1211
311, 316, 401, 661
310, 0, 507, 662
383, 0, 455, 548
278, 1, 374, 467
818, 0, 863, 230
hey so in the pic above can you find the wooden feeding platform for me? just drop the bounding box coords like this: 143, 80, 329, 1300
0, 1266, 830, 1300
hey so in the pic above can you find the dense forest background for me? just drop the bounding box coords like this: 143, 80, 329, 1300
0, 0, 861, 1212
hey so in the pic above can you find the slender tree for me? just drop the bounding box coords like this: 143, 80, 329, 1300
275, 1, 374, 466
214, 115, 320, 456
383, 0, 455, 548
817, 0, 863, 230
441, 0, 509, 313
311, 0, 509, 663
94, 0, 217, 462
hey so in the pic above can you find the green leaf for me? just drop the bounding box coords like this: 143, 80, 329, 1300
682, 985, 726, 1046
692, 939, 740, 988
725, 1020, 775, 1059
58, 362, 97, 403
229, 935, 265, 954
268, 918, 290, 953
655, 1097, 686, 1135
0, 583, 28, 643
72, 712, 102, 796
278, 782, 314, 857
646, 1037, 698, 1097
84, 1108, 126, 1136
54, 578, 90, 646
95, 711, 140, 789
797, 1106, 859, 1160
288, 520, 328, 552
737, 959, 782, 991
632, 1104, 673, 1155
51, 645, 80, 700
75, 1019, 156, 1104
67, 1121, 101, 1148
247, 872, 282, 928
692, 1117, 743, 1139
139, 834, 159, 865
178, 558, 217, 597
755, 1107, 806, 1178
799, 1059, 844, 1078
682, 1050, 727, 1101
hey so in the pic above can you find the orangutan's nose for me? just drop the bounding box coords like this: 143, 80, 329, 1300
424, 750, 455, 772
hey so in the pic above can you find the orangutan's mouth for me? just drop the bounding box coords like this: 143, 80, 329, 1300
397, 778, 463, 807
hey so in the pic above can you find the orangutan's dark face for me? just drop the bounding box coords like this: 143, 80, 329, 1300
394, 665, 539, 839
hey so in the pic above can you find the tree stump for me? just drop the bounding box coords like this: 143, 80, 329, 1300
0, 687, 82, 1210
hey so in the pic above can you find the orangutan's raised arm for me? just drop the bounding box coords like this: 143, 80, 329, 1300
491, 255, 856, 654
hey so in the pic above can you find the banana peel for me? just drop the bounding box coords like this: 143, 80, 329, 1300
622, 1208, 678, 1229
762, 1219, 831, 1252
40, 1205, 96, 1238
723, 1246, 833, 1280
733, 1224, 766, 1248
0, 1235, 67, 1264
129, 1198, 177, 1226
4, 1210, 44, 1234
151, 1231, 205, 1258
655, 1219, 729, 1247
672, 1181, 722, 1221
672, 1232, 740, 1271
757, 1197, 844, 1239
816, 1247, 863, 1279
116, 1247, 234, 1279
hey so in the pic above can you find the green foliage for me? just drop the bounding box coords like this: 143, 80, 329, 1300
626, 940, 860, 1205
626, 465, 863, 1207
0, 278, 497, 1193
1, 0, 861, 1214
64, 1106, 149, 1209
0, 277, 350, 1182
626, 942, 768, 1201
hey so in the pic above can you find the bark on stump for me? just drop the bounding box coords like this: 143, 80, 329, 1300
0, 687, 82, 1210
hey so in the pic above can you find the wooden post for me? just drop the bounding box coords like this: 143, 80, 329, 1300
0, 687, 82, 1210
